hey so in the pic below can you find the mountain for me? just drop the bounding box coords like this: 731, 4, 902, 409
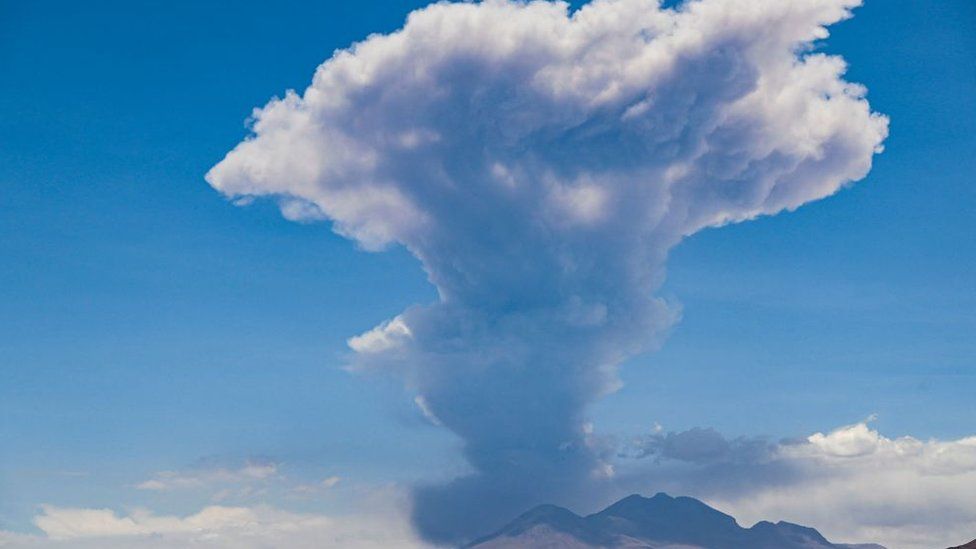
948, 540, 976, 549
467, 493, 886, 549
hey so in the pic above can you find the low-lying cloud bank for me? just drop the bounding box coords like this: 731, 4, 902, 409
1, 499, 430, 549
619, 420, 976, 549
4, 422, 972, 549
206, 0, 887, 543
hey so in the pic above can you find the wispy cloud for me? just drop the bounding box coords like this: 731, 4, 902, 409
134, 459, 280, 492
292, 475, 342, 496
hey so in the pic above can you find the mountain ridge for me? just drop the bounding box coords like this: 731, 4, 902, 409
467, 493, 887, 549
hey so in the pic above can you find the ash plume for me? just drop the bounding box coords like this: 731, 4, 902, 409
207, 0, 887, 543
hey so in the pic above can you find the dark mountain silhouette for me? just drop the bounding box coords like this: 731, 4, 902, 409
948, 540, 976, 549
468, 492, 886, 549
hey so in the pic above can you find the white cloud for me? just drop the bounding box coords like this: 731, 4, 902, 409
801, 419, 898, 458
133, 479, 168, 491
732, 423, 976, 549
413, 395, 444, 426
208, 0, 887, 254
627, 420, 976, 549
347, 316, 412, 354
134, 460, 280, 492
1, 501, 429, 549
292, 476, 342, 495
207, 0, 887, 542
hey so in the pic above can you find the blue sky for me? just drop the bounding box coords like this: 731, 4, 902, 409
1, 1, 974, 547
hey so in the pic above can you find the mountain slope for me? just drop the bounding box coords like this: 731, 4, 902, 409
468, 493, 885, 549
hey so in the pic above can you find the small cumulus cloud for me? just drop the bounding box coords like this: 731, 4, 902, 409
347, 316, 412, 355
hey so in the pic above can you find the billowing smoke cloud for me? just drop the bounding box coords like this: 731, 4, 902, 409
206, 0, 887, 543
